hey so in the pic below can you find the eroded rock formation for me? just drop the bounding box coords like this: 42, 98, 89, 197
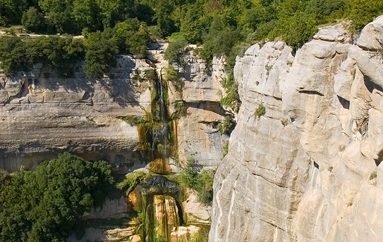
0, 44, 228, 173
210, 18, 383, 241
171, 52, 228, 168
0, 56, 153, 171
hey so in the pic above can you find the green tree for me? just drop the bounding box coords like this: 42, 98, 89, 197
164, 38, 188, 62
0, 36, 28, 74
22, 7, 47, 33
180, 3, 209, 43
83, 30, 119, 78
72, 0, 101, 32
38, 0, 77, 33
24, 36, 85, 77
0, 0, 35, 25
98, 0, 135, 29
0, 153, 113, 242
113, 18, 151, 57
201, 15, 242, 61
179, 160, 215, 205
345, 0, 383, 32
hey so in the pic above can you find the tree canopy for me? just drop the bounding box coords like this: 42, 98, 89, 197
0, 153, 114, 242
0, 0, 383, 77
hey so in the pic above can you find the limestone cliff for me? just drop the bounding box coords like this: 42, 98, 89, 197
0, 43, 227, 173
170, 52, 228, 168
0, 56, 157, 171
210, 17, 383, 241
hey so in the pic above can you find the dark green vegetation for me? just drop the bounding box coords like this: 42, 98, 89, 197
0, 153, 114, 242
0, 19, 151, 77
115, 160, 215, 206
0, 35, 85, 76
0, 0, 382, 74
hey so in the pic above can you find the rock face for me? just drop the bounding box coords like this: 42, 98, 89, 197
0, 42, 228, 172
210, 18, 383, 241
171, 52, 228, 168
0, 56, 152, 171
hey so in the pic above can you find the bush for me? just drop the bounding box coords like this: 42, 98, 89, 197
0, 36, 28, 74
170, 101, 187, 120
220, 73, 241, 112
218, 115, 235, 135
254, 103, 266, 118
0, 36, 85, 77
117, 171, 148, 195
223, 141, 229, 157
83, 30, 119, 78
164, 39, 188, 62
113, 19, 151, 57
201, 16, 242, 61
179, 160, 215, 205
345, 0, 383, 32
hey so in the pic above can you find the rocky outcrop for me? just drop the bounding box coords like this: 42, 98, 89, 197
210, 18, 383, 241
171, 52, 228, 168
0, 56, 152, 171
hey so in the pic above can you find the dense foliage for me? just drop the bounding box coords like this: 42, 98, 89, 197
0, 153, 114, 242
0, 20, 151, 77
0, 35, 85, 76
1, 0, 383, 49
1, 0, 383, 95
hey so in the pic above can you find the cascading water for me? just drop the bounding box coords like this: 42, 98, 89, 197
149, 68, 172, 174
129, 65, 207, 242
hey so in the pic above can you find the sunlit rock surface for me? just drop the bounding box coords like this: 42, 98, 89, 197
0, 56, 152, 171
210, 17, 383, 242
172, 52, 228, 168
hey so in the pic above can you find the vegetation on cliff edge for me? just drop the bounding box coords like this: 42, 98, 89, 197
1, 0, 383, 109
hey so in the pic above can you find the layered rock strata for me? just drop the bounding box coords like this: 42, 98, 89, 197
0, 44, 228, 172
210, 18, 383, 241
0, 56, 152, 171
171, 52, 228, 168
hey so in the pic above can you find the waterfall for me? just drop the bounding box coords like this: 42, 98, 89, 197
129, 64, 207, 242
149, 67, 171, 174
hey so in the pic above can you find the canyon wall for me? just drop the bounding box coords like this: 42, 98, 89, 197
210, 17, 383, 241
0, 43, 224, 240
0, 56, 152, 171
0, 45, 227, 173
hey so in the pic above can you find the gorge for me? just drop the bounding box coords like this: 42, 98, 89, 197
1, 16, 383, 242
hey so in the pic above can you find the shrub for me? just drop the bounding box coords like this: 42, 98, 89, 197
281, 118, 289, 126
83, 30, 119, 78
369, 171, 377, 180
222, 141, 229, 157
144, 69, 158, 81
164, 39, 188, 62
179, 160, 215, 205
22, 7, 46, 33
218, 115, 235, 135
171, 101, 187, 120
117, 171, 148, 195
0, 36, 28, 74
254, 103, 266, 118
220, 73, 241, 112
